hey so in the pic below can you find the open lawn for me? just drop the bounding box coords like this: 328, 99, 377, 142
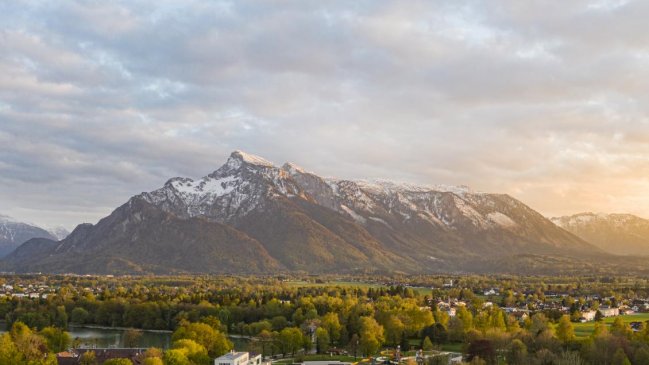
573, 313, 649, 338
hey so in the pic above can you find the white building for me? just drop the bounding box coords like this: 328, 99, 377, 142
580, 310, 596, 322
215, 352, 269, 365
599, 307, 619, 317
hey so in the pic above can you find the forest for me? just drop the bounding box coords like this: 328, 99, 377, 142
0, 274, 648, 364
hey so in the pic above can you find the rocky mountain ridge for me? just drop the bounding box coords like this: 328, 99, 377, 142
552, 212, 649, 256
1, 151, 601, 274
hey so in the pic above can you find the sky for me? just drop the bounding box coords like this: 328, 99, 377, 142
2, 0, 649, 230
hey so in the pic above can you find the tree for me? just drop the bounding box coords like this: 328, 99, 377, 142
383, 315, 405, 346
71, 307, 90, 324
529, 313, 551, 336
557, 351, 585, 365
315, 327, 330, 354
359, 316, 384, 356
143, 358, 164, 365
40, 326, 71, 352
611, 317, 631, 338
634, 347, 649, 365
507, 339, 527, 365
349, 333, 359, 359
556, 315, 575, 344
612, 348, 631, 365
321, 313, 342, 345
123, 329, 143, 348
278, 327, 303, 356
467, 340, 495, 365
422, 323, 447, 344
172, 322, 233, 357
0, 333, 22, 365
80, 351, 98, 365
173, 339, 210, 365
163, 349, 191, 365
422, 336, 433, 351
592, 321, 607, 337
103, 359, 133, 365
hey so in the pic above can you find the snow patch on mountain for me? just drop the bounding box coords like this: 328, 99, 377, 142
231, 150, 274, 167
488, 212, 517, 228
341, 205, 366, 224
47, 226, 70, 240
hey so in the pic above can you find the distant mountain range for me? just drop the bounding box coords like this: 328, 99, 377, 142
0, 215, 69, 257
552, 213, 649, 256
0, 151, 617, 275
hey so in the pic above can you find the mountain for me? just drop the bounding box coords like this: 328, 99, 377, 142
552, 213, 649, 256
1, 151, 601, 274
46, 226, 70, 240
0, 214, 58, 258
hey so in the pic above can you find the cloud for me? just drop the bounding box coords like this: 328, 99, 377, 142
2, 0, 649, 228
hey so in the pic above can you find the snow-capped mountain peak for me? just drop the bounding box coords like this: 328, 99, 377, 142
0, 214, 58, 257
230, 150, 275, 167
47, 226, 70, 240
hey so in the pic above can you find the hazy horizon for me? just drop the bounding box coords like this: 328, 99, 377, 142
3, 1, 649, 229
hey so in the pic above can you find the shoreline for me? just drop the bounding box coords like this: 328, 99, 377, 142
68, 324, 173, 334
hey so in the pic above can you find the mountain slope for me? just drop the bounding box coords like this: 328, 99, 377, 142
2, 151, 601, 274
552, 213, 649, 256
0, 215, 57, 258
2, 199, 281, 274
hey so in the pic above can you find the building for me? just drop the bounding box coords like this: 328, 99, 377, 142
215, 351, 270, 365
57, 348, 146, 365
599, 306, 620, 317
580, 310, 596, 322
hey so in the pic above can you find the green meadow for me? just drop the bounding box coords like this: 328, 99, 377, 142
572, 313, 649, 338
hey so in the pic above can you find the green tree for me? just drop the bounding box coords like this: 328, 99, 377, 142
507, 339, 527, 365
592, 321, 607, 338
70, 307, 90, 325
634, 347, 649, 365
610, 317, 631, 338
383, 315, 405, 346
40, 326, 71, 352
163, 349, 191, 365
103, 359, 133, 365
358, 316, 384, 356
320, 313, 341, 344
143, 358, 164, 365
173, 339, 210, 365
556, 315, 575, 344
80, 351, 98, 365
612, 348, 631, 365
529, 313, 551, 336
0, 333, 22, 365
172, 322, 232, 357
278, 327, 303, 356
315, 327, 330, 354
422, 336, 434, 351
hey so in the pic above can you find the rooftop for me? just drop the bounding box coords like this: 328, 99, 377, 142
216, 351, 250, 361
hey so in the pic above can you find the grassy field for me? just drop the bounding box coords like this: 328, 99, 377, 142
573, 313, 649, 338
284, 280, 433, 296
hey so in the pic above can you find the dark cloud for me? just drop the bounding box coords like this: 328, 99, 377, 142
2, 0, 649, 229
